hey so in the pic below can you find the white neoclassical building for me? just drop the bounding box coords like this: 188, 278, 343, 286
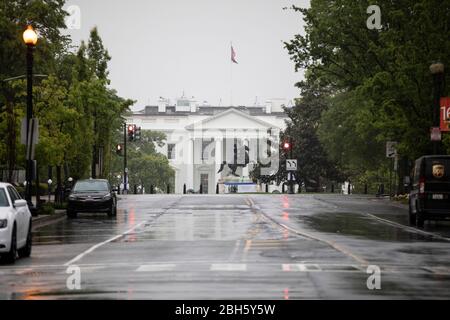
126, 96, 290, 194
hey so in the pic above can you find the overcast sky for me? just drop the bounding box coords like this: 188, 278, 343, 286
63, 0, 309, 111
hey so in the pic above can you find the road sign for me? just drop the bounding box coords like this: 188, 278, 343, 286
21, 117, 39, 145
386, 141, 397, 158
286, 159, 297, 171
440, 97, 450, 132
21, 118, 39, 160
430, 127, 442, 141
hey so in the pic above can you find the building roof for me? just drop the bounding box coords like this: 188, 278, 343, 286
185, 108, 278, 130
135, 105, 287, 117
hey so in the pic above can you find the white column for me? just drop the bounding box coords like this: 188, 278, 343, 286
215, 138, 223, 187
186, 138, 194, 190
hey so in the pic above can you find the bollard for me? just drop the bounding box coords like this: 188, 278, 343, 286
216, 183, 219, 194
134, 184, 137, 194
183, 184, 186, 194
199, 184, 203, 194
265, 184, 269, 193
117, 185, 120, 195
331, 184, 334, 193
282, 183, 285, 193
348, 182, 351, 195
150, 185, 154, 194
167, 184, 170, 194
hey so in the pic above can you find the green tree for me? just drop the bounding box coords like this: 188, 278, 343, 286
110, 130, 174, 193
0, 0, 68, 181
285, 0, 450, 192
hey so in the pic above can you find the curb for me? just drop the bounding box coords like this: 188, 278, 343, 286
32, 210, 66, 231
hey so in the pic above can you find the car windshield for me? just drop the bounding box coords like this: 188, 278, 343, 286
73, 181, 109, 192
0, 188, 9, 207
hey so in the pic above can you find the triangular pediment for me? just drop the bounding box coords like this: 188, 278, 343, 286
185, 108, 276, 130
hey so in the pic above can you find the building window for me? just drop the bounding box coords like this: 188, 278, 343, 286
167, 144, 176, 159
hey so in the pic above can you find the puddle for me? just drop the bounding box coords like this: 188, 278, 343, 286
301, 212, 436, 242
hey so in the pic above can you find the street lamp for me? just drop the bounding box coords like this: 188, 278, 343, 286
47, 179, 52, 202
430, 62, 445, 154
23, 25, 38, 208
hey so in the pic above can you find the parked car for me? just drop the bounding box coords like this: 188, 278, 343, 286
67, 179, 117, 218
0, 182, 32, 263
409, 155, 450, 227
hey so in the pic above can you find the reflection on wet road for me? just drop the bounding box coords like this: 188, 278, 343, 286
1, 194, 450, 299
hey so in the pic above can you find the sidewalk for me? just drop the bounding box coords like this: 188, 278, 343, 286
31, 209, 66, 231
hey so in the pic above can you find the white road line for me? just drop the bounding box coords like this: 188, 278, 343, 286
63, 221, 146, 266
247, 198, 369, 265
210, 263, 247, 271
136, 264, 176, 272
365, 213, 450, 241
228, 240, 242, 262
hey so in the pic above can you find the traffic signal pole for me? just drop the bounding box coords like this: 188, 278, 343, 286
123, 123, 128, 194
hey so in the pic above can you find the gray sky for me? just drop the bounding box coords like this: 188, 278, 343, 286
64, 0, 309, 111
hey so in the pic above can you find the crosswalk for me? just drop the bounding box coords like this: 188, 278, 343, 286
2, 263, 450, 275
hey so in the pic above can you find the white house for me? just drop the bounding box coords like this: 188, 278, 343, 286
126, 95, 290, 194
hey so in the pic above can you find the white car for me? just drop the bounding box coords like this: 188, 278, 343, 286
0, 182, 32, 263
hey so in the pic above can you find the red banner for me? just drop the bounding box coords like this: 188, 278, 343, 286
441, 97, 450, 132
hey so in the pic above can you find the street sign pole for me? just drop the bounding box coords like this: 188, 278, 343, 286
288, 138, 294, 194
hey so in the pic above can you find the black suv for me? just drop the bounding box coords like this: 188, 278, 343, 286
67, 179, 117, 218
409, 155, 450, 227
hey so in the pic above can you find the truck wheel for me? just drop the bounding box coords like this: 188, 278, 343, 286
416, 213, 425, 228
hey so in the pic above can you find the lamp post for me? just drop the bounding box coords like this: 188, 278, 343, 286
23, 25, 38, 208
47, 179, 52, 202
430, 62, 445, 154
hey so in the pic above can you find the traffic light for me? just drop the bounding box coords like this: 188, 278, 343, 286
282, 140, 292, 152
127, 124, 135, 141
135, 126, 141, 141
116, 144, 123, 155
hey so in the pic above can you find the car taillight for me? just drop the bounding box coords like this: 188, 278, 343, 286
419, 177, 425, 195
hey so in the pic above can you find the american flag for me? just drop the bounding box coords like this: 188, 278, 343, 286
231, 45, 238, 64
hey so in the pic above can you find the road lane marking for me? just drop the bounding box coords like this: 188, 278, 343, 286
364, 213, 450, 242
210, 263, 247, 271
228, 240, 242, 261
311, 195, 450, 242
136, 264, 176, 272
246, 197, 369, 266
63, 221, 146, 266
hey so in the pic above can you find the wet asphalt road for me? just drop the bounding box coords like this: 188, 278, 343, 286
1, 194, 450, 299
